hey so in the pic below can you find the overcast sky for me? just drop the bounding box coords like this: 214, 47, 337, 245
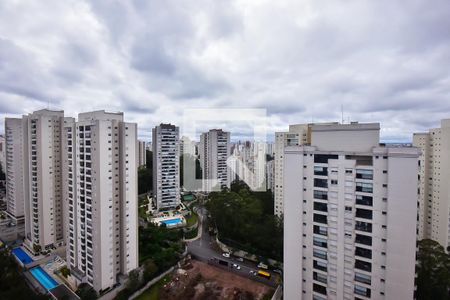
0, 0, 449, 142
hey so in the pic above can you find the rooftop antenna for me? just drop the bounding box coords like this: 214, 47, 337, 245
341, 104, 344, 124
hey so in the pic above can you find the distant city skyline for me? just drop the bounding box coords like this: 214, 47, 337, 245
1, 1, 450, 142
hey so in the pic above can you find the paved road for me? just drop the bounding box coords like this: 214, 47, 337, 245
186, 206, 278, 287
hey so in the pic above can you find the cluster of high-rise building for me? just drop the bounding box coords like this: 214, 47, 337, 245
5, 109, 139, 292
5, 107, 450, 299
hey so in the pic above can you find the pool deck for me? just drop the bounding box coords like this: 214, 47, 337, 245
151, 214, 186, 227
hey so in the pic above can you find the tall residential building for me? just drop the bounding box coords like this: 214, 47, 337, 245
4, 118, 28, 224
413, 119, 450, 245
274, 124, 313, 216
63, 111, 138, 292
266, 159, 274, 191
138, 140, 147, 168
152, 124, 180, 211
199, 129, 231, 191
24, 110, 66, 251
228, 141, 266, 191
283, 122, 419, 300
0, 134, 5, 173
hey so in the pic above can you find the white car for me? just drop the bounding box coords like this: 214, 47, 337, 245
222, 252, 230, 258
232, 264, 241, 270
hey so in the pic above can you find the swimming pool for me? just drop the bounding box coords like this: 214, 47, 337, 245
160, 218, 182, 225
12, 247, 33, 264
30, 266, 58, 290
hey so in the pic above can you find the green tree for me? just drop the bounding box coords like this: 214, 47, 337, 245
0, 250, 48, 299
416, 239, 450, 299
143, 259, 159, 282
206, 180, 282, 260
127, 269, 141, 292
76, 283, 97, 300
138, 168, 152, 194
60, 266, 71, 278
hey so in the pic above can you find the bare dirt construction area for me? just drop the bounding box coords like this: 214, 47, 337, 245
159, 260, 274, 300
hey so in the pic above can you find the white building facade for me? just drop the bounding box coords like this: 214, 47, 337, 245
274, 124, 313, 217
63, 111, 139, 292
413, 119, 450, 246
22, 110, 66, 251
283, 123, 419, 300
138, 140, 147, 168
4, 118, 28, 224
199, 129, 231, 191
152, 124, 180, 210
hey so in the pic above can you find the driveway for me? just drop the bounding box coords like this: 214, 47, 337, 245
186, 206, 278, 287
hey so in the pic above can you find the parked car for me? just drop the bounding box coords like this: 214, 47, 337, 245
236, 257, 244, 262
257, 262, 269, 269
222, 252, 230, 258
249, 270, 256, 275
232, 264, 241, 270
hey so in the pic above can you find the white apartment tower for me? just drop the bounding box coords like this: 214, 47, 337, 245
138, 140, 147, 168
4, 118, 28, 224
199, 129, 231, 191
152, 124, 180, 211
283, 123, 419, 300
25, 110, 65, 251
413, 119, 450, 246
274, 124, 313, 217
63, 111, 139, 292
0, 134, 5, 173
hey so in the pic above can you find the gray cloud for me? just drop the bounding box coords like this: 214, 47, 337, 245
0, 0, 450, 142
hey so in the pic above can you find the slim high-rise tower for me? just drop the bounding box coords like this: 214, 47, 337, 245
413, 119, 450, 246
152, 124, 180, 211
4, 118, 28, 224
24, 109, 65, 251
199, 129, 231, 191
137, 140, 147, 168
274, 124, 314, 217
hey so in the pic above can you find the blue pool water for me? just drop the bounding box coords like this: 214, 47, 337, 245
160, 218, 182, 225
12, 247, 33, 264
30, 266, 58, 290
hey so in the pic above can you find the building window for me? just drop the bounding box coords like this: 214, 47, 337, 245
314, 154, 338, 164
314, 178, 328, 188
314, 202, 328, 212
314, 166, 328, 176
356, 195, 373, 206
313, 214, 327, 224
356, 182, 373, 193
355, 234, 372, 246
355, 272, 371, 285
313, 260, 327, 272
313, 283, 327, 295
356, 169, 373, 180
356, 208, 373, 220
314, 190, 328, 200
355, 221, 372, 233
313, 272, 328, 284
313, 236, 328, 248
313, 248, 327, 260
314, 225, 327, 236
354, 285, 371, 297
355, 259, 372, 272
